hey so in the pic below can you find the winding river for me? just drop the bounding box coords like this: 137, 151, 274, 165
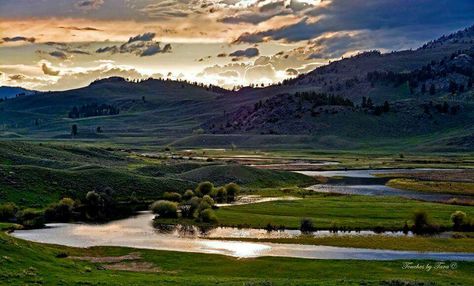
11, 212, 474, 261
10, 166, 474, 261
298, 169, 473, 202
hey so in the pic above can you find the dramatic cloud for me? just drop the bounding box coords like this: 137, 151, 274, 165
9, 74, 26, 81
75, 0, 104, 11
235, 0, 474, 44
2, 36, 35, 43
41, 63, 60, 76
49, 51, 68, 60
96, 33, 172, 57
229, 47, 260, 58
286, 68, 298, 76
128, 32, 156, 43
1, 0, 474, 90
59, 26, 101, 31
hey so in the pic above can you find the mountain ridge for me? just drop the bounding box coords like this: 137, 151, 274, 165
1, 25, 474, 151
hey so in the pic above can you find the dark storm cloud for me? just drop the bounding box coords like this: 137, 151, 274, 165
96, 33, 172, 57
42, 63, 60, 76
221, 0, 312, 25
75, 0, 104, 11
59, 26, 102, 31
235, 0, 474, 43
1, 36, 35, 43
49, 51, 68, 60
229, 47, 260, 58
127, 32, 156, 43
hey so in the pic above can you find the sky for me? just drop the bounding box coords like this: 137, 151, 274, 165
1, 0, 473, 91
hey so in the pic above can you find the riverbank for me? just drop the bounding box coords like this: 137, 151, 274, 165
2, 228, 474, 285
206, 234, 474, 253
212, 194, 473, 231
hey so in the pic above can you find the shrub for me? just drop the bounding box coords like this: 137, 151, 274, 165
215, 187, 227, 203
412, 210, 439, 234
16, 209, 45, 228
163, 192, 182, 202
196, 181, 214, 197
451, 211, 468, 230
413, 210, 429, 229
56, 252, 68, 258
182, 190, 195, 201
179, 204, 194, 218
202, 195, 215, 207
300, 218, 314, 233
0, 203, 18, 221
180, 196, 201, 218
199, 209, 218, 223
45, 198, 75, 222
86, 191, 102, 206
225, 183, 240, 202
150, 200, 178, 218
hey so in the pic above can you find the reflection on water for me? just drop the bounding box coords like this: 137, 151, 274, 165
152, 222, 414, 239
11, 212, 474, 261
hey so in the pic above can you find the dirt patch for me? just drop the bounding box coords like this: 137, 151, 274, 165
102, 261, 164, 273
70, 252, 141, 263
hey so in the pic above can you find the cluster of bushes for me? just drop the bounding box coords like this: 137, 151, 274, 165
0, 186, 140, 229
1, 203, 44, 229
300, 218, 315, 233
410, 210, 474, 234
0, 202, 18, 221
451, 211, 474, 231
151, 181, 240, 224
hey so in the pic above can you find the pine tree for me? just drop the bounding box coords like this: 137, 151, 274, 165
71, 124, 78, 137
366, 97, 374, 108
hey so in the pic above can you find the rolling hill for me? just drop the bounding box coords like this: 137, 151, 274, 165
0, 86, 37, 99
1, 26, 474, 151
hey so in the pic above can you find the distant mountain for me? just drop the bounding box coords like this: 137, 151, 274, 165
0, 86, 38, 99
1, 25, 474, 151
203, 25, 474, 150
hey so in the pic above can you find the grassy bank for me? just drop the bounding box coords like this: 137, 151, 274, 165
215, 195, 474, 230
1, 230, 474, 285
387, 178, 474, 196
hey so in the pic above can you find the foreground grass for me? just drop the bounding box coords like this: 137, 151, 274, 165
209, 235, 474, 253
387, 178, 474, 196
1, 231, 474, 285
215, 194, 474, 230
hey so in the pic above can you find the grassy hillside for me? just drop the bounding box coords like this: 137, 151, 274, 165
0, 28, 474, 151
0, 142, 313, 208
177, 164, 316, 187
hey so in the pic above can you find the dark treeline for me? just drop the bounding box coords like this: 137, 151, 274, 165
68, 103, 120, 119
294, 92, 355, 107
254, 92, 354, 112
361, 96, 390, 116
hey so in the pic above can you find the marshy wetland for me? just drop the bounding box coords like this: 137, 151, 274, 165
1, 143, 474, 284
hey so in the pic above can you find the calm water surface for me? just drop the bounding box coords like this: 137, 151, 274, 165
298, 168, 472, 202
11, 212, 474, 261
